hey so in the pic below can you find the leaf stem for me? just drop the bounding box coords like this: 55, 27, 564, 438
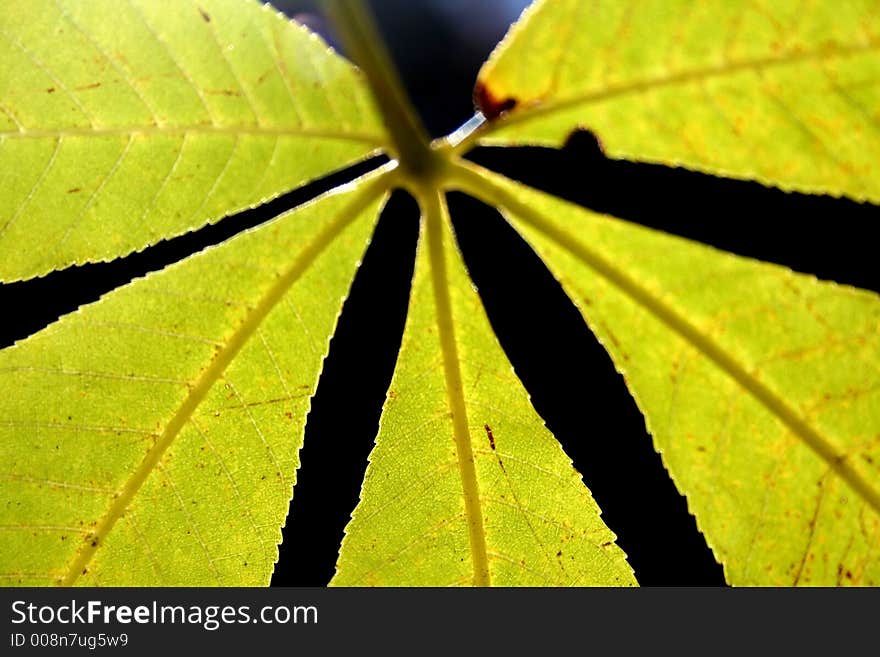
323, 0, 436, 176
418, 184, 491, 586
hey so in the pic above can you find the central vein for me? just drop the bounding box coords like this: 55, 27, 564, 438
422, 186, 491, 587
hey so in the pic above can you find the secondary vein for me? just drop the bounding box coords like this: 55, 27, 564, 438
60, 169, 392, 586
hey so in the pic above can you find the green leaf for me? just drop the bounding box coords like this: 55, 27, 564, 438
453, 165, 880, 586
2, 0, 879, 588
0, 176, 387, 585
0, 0, 385, 281
332, 189, 635, 586
474, 0, 880, 202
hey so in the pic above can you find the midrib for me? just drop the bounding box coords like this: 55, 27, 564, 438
0, 124, 383, 145
422, 187, 491, 587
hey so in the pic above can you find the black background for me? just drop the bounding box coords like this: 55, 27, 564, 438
2, 1, 878, 587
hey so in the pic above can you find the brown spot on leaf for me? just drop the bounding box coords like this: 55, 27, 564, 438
74, 82, 102, 91
67, 187, 81, 194
46, 87, 56, 94
484, 424, 496, 450
198, 7, 211, 22
473, 80, 517, 120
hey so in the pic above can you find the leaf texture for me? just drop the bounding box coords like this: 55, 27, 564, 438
0, 177, 387, 585
476, 0, 880, 202
332, 189, 635, 587
458, 167, 880, 586
0, 0, 386, 281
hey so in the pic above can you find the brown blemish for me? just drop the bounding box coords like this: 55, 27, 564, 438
46, 87, 56, 94
605, 331, 621, 349
67, 187, 81, 194
74, 82, 102, 91
205, 89, 242, 97
198, 7, 211, 22
484, 424, 496, 450
473, 80, 517, 120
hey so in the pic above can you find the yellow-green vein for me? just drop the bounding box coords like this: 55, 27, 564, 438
419, 185, 490, 586
0, 125, 383, 145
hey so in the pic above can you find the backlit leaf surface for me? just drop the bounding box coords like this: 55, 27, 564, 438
476, 0, 880, 202
333, 191, 634, 586
1, 0, 878, 588
0, 0, 385, 281
467, 168, 880, 585
0, 180, 386, 585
